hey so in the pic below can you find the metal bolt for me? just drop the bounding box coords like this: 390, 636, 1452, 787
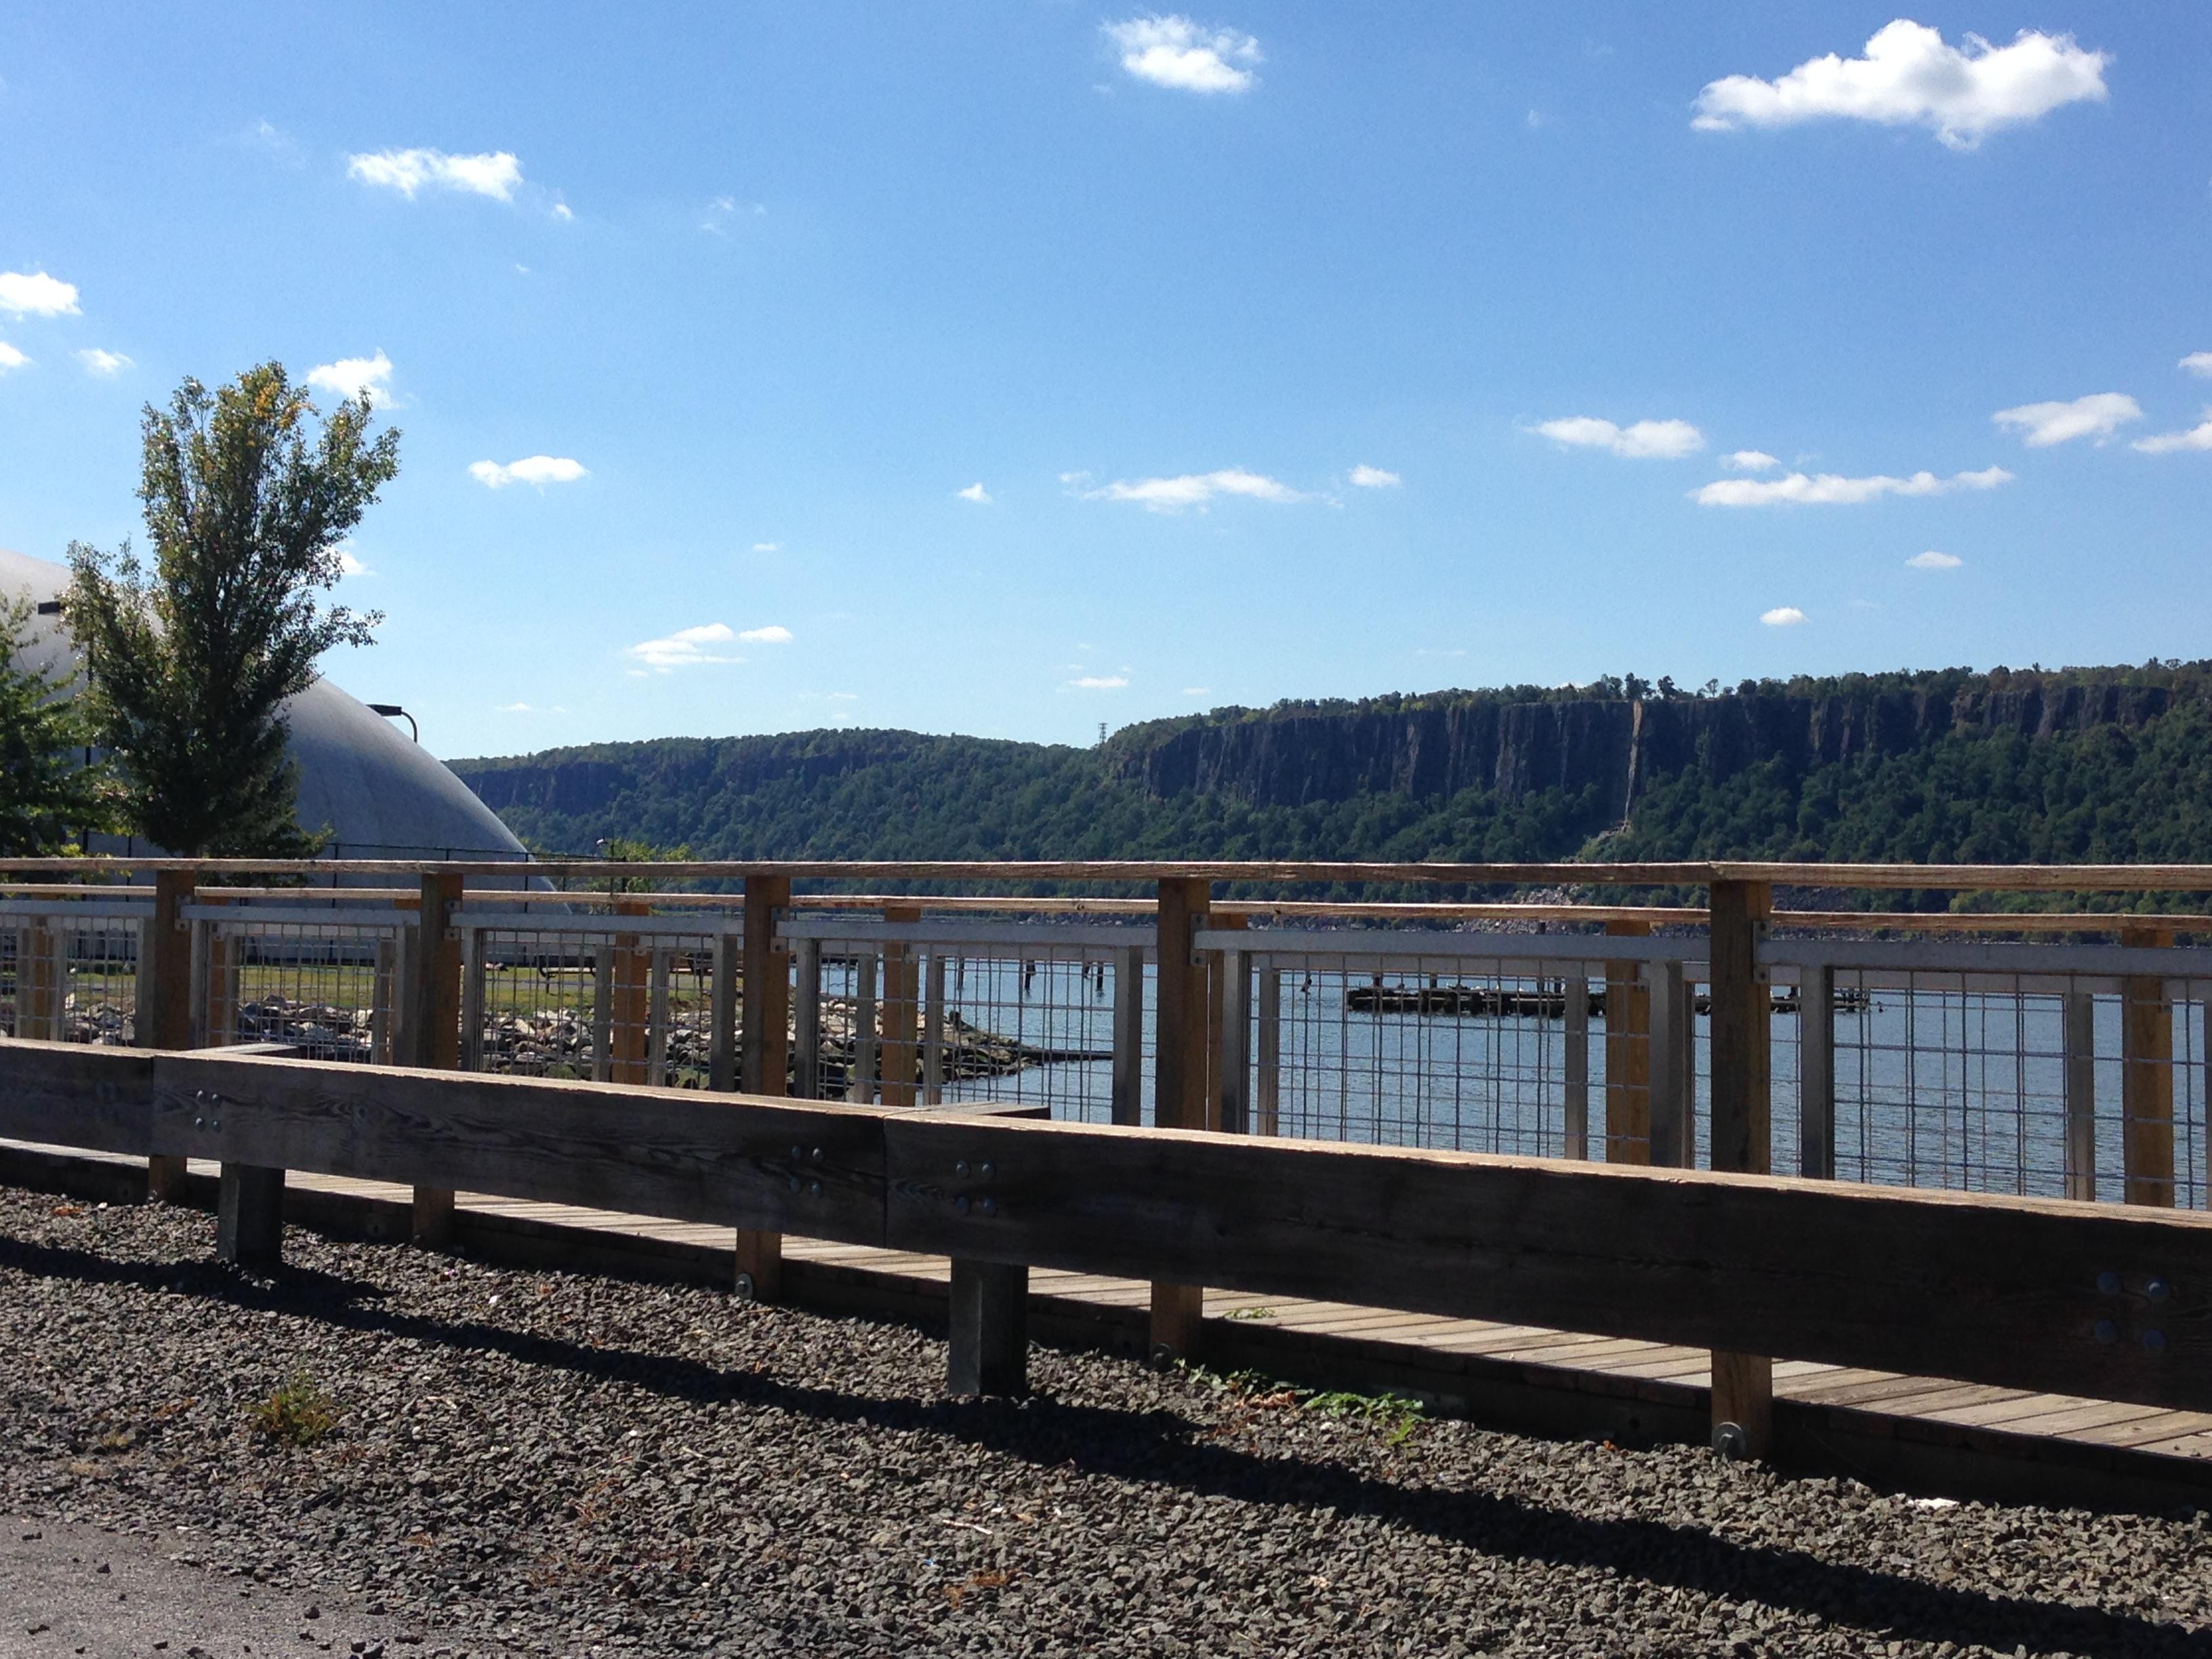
811, 1147, 823, 1162
2093, 1318, 2118, 1345
210, 1120, 219, 1131
954, 1195, 970, 1215
733, 1271, 756, 1303
979, 1162, 996, 1181
2144, 1329, 2169, 1354
787, 1175, 802, 1193
192, 1116, 204, 1130
194, 1090, 207, 1102
955, 1160, 970, 1178
2097, 1271, 2122, 1297
808, 1180, 823, 1199
979, 1195, 998, 1216
1711, 1422, 1750, 1462
790, 1145, 803, 1161
2148, 1277, 2171, 1303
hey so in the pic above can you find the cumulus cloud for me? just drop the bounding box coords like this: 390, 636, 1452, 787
337, 548, 373, 578
1349, 464, 1401, 488
1532, 416, 1704, 459
1070, 674, 1130, 690
1721, 449, 1779, 472
307, 349, 395, 407
1105, 16, 1261, 93
736, 625, 793, 644
1692, 465, 2013, 506
0, 271, 80, 316
1082, 468, 1305, 512
2183, 352, 2212, 379
1692, 20, 2110, 150
469, 455, 588, 489
1992, 392, 2142, 447
627, 623, 742, 672
75, 349, 131, 377
956, 482, 992, 504
751, 541, 781, 553
1906, 550, 1962, 570
2134, 413, 2212, 455
346, 148, 525, 201
1760, 607, 1807, 627
0, 342, 30, 373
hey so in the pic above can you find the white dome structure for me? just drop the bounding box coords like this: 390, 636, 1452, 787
0, 546, 527, 865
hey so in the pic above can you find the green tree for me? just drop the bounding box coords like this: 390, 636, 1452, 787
0, 592, 121, 855
64, 363, 398, 855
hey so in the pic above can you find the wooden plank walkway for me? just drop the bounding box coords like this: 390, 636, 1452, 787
9, 1141, 2212, 1478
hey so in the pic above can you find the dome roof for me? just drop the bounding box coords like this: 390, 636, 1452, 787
0, 547, 527, 863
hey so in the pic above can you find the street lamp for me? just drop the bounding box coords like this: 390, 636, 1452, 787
367, 703, 418, 743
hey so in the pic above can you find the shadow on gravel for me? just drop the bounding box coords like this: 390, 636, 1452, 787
3, 1231, 2201, 1659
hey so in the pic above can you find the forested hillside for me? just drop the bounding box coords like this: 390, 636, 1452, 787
449, 661, 2212, 903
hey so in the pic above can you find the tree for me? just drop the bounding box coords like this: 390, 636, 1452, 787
0, 593, 121, 855
64, 363, 398, 856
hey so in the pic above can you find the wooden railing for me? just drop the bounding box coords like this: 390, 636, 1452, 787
8, 857, 2212, 1460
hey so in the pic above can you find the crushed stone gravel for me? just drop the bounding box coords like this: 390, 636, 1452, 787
1, 1185, 2209, 1657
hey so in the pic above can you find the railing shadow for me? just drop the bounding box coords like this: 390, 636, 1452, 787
0, 1229, 2202, 1658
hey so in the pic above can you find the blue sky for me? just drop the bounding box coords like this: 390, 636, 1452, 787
1, 5, 2207, 760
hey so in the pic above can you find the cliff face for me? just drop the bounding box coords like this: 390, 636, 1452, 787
1112, 682, 2182, 815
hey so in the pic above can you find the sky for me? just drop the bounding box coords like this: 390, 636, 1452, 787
0, 4, 2208, 762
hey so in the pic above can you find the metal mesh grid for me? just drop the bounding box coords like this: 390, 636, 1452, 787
466, 918, 731, 1088
2, 915, 144, 1046
797, 937, 1153, 1123
201, 918, 401, 1063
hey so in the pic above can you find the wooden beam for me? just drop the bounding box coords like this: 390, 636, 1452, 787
143, 870, 193, 1200
2121, 926, 2175, 1208
609, 897, 650, 1087
947, 1258, 1029, 1395
1707, 878, 1775, 1456
216, 1164, 284, 1267
878, 905, 920, 1112
1151, 877, 1210, 1361
737, 874, 793, 1298
405, 872, 464, 1247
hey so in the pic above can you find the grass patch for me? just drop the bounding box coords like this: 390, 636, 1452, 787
247, 1373, 340, 1448
1181, 1364, 1429, 1443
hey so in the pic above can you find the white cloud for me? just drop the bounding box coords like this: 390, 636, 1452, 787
736, 624, 793, 644
550, 201, 574, 222
337, 548, 373, 578
626, 622, 742, 672
956, 482, 992, 504
1349, 464, 1401, 488
1905, 550, 1962, 570
1992, 392, 2141, 447
1692, 465, 2013, 506
1692, 20, 2110, 150
2134, 412, 2212, 455
1070, 674, 1130, 689
469, 455, 588, 489
497, 701, 569, 714
307, 349, 395, 407
1760, 607, 1807, 627
75, 349, 131, 377
1533, 416, 1704, 459
346, 148, 525, 201
1182, 686, 1211, 696
1105, 16, 1261, 94
1721, 449, 1779, 472
2182, 352, 2212, 379
0, 270, 80, 317
751, 541, 781, 553
702, 196, 766, 234
1082, 468, 1305, 512
0, 342, 28, 373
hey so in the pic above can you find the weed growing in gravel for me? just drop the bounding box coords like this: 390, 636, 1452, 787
247, 1373, 340, 1448
1223, 1305, 1278, 1322
1183, 1365, 1429, 1444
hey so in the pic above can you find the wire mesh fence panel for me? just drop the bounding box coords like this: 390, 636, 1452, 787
1, 915, 145, 1046
204, 920, 401, 1063
464, 917, 731, 1088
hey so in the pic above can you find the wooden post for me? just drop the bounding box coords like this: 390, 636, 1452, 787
647, 947, 672, 1083
1109, 945, 1145, 1127
1800, 964, 1836, 1180
848, 953, 878, 1103
610, 897, 650, 1086
458, 923, 486, 1071
2122, 925, 2175, 1208
590, 941, 613, 1082
947, 1258, 1029, 1395
405, 872, 464, 1248
792, 937, 822, 1101
922, 952, 946, 1105
1707, 878, 1774, 1458
709, 929, 740, 1092
1256, 965, 1282, 1137
216, 1164, 285, 1267
1149, 878, 1210, 1361
1603, 920, 1652, 1164
1212, 916, 1249, 1135
1648, 960, 1689, 1168
879, 905, 920, 1111
2064, 990, 2097, 1202
142, 872, 194, 1201
1562, 975, 1589, 1159
735, 874, 792, 1302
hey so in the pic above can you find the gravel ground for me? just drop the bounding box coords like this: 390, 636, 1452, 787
1, 1186, 2209, 1658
